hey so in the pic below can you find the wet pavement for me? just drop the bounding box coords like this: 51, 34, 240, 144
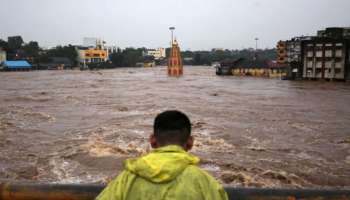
0, 66, 349, 188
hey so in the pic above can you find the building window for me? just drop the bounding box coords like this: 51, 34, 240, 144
316, 62, 322, 68
335, 50, 343, 57
307, 51, 313, 57
325, 50, 332, 57
307, 61, 313, 68
316, 51, 323, 57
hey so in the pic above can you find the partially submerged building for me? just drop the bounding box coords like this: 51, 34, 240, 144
231, 58, 270, 77
39, 57, 73, 70
233, 60, 286, 78
216, 57, 286, 78
143, 56, 156, 67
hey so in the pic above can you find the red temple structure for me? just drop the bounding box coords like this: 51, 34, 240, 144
167, 39, 183, 76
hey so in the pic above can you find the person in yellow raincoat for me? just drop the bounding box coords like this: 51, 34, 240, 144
96, 110, 228, 200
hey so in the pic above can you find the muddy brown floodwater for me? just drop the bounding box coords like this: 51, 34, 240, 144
0, 66, 349, 189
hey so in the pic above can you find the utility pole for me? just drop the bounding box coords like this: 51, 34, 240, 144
169, 27, 175, 45
254, 38, 259, 61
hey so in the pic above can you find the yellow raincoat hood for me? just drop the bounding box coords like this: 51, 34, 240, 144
96, 145, 228, 200
124, 145, 200, 183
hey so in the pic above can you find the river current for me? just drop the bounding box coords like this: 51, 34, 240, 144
0, 66, 349, 188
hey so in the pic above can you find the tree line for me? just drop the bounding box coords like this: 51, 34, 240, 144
1, 35, 277, 68
0, 36, 78, 66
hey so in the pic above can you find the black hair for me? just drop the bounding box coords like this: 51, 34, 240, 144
153, 110, 191, 146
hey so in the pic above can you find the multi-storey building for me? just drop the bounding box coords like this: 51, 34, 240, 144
302, 38, 349, 80
302, 28, 350, 81
77, 47, 108, 64
285, 36, 312, 79
278, 27, 350, 81
76, 39, 108, 66
317, 27, 350, 38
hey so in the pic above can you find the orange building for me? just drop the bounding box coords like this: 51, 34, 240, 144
167, 40, 183, 76
276, 41, 287, 64
77, 48, 108, 64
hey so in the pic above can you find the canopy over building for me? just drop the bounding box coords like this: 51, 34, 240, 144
2, 60, 32, 70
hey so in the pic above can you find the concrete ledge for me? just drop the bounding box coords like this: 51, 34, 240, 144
1, 182, 350, 200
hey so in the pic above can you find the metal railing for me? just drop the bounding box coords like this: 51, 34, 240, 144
1, 182, 350, 200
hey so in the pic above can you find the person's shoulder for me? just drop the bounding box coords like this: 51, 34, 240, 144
181, 165, 228, 199
183, 165, 207, 174
181, 165, 217, 182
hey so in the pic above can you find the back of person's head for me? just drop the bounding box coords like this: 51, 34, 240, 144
153, 110, 191, 147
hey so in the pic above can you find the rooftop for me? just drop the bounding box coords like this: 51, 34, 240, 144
3, 60, 32, 69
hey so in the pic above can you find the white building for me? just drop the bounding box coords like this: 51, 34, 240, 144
0, 49, 6, 64
143, 48, 166, 60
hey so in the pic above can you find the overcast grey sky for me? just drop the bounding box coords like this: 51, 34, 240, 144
1, 0, 349, 50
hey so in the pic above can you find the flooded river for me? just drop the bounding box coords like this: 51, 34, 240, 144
0, 66, 349, 188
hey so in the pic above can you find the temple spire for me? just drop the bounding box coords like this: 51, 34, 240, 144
167, 39, 183, 76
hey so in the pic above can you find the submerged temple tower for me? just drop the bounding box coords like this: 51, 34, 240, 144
167, 39, 183, 76
167, 27, 183, 76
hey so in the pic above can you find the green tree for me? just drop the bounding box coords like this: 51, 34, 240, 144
8, 36, 24, 50
193, 52, 211, 65
44, 45, 78, 65
181, 50, 193, 58
110, 51, 124, 67
0, 39, 9, 51
109, 47, 143, 67
122, 48, 143, 67
22, 41, 40, 57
